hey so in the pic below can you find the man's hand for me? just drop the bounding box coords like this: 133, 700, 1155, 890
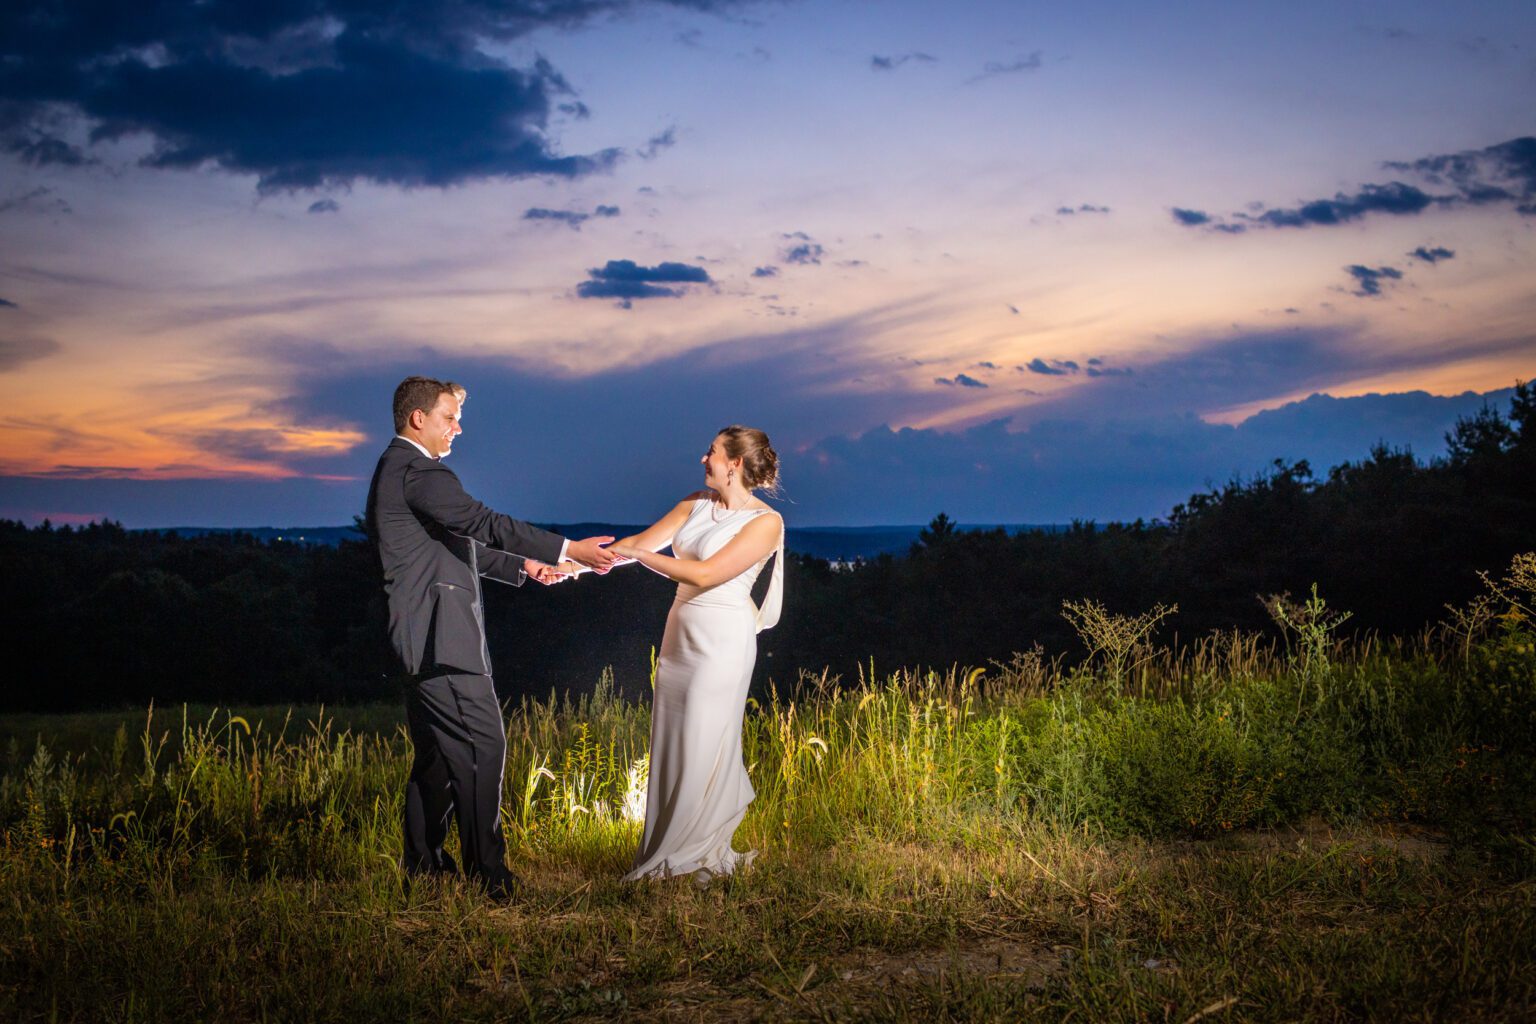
567, 535, 619, 574
525, 559, 571, 585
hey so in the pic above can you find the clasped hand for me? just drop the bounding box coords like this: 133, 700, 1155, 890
526, 538, 638, 585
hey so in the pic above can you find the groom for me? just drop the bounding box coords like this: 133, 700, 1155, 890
365, 375, 616, 897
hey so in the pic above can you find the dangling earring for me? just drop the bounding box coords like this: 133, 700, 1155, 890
727, 468, 735, 485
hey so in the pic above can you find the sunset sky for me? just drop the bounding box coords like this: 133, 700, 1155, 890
1, 0, 1532, 527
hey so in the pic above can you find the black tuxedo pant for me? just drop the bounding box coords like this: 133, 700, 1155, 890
402, 671, 514, 891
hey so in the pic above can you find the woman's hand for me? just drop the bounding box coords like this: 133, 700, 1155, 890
607, 542, 641, 560
525, 559, 571, 584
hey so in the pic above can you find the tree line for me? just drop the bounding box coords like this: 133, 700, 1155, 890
4, 383, 1532, 713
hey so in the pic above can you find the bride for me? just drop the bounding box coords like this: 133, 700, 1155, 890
561, 425, 783, 881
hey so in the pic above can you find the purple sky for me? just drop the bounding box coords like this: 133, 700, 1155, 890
1, 0, 1533, 526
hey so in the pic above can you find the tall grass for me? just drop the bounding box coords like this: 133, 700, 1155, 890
3, 559, 1534, 1020
6, 600, 1532, 886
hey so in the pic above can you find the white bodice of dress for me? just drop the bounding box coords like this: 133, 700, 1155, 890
671, 499, 783, 625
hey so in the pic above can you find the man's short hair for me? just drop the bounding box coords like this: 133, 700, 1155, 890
392, 376, 466, 433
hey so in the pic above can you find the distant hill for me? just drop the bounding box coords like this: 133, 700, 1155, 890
145, 522, 1071, 561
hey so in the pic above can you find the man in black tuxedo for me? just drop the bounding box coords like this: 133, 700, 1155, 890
365, 375, 616, 897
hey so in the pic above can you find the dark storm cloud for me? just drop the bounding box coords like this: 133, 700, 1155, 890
0, 298, 16, 308
870, 52, 936, 71
1409, 246, 1455, 264
594, 204, 619, 217
307, 198, 339, 214
752, 266, 779, 278
935, 374, 987, 388
0, 336, 60, 372
1345, 264, 1403, 297
968, 51, 1043, 83
1171, 207, 1211, 226
0, 0, 746, 192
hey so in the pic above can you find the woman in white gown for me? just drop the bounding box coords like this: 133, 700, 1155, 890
567, 426, 783, 882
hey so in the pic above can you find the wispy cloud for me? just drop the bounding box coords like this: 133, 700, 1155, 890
1409, 245, 1455, 264
0, 187, 72, 217
639, 127, 677, 160
968, 51, 1043, 84
935, 373, 988, 388
0, 337, 60, 372
524, 205, 621, 230
871, 52, 936, 71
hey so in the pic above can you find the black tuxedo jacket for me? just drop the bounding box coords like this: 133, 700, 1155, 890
365, 438, 565, 677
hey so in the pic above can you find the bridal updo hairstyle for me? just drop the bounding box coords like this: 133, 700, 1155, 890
393, 375, 466, 433
716, 425, 780, 494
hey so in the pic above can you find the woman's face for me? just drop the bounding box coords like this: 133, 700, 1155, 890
702, 436, 737, 490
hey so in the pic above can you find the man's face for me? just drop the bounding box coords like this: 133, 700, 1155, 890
417, 392, 463, 458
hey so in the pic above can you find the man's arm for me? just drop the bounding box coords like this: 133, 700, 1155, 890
404, 460, 565, 564
476, 544, 527, 587
477, 545, 571, 586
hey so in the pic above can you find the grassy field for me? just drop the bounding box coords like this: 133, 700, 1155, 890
3, 564, 1535, 1022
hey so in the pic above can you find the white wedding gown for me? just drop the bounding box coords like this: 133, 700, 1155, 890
624, 498, 784, 882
